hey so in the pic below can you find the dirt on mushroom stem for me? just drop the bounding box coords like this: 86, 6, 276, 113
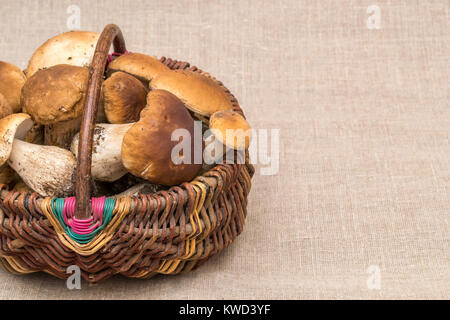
92, 125, 106, 154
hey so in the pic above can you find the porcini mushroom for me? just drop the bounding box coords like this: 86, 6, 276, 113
21, 64, 90, 148
121, 90, 202, 186
114, 183, 161, 197
0, 93, 13, 119
71, 123, 133, 182
0, 165, 17, 186
150, 70, 234, 118
204, 110, 252, 164
26, 31, 99, 77
106, 52, 169, 84
0, 113, 76, 197
101, 72, 148, 124
0, 61, 27, 113
209, 110, 252, 150
0, 75, 15, 184
24, 123, 44, 145
70, 90, 202, 186
13, 179, 34, 193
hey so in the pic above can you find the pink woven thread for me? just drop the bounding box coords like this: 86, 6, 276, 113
106, 51, 131, 68
63, 197, 106, 234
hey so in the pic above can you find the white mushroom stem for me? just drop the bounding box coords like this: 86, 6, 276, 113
71, 123, 133, 182
203, 131, 246, 165
8, 139, 76, 197
203, 130, 230, 164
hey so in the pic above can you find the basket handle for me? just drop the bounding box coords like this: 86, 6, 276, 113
75, 24, 126, 219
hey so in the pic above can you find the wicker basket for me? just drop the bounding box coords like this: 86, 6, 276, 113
0, 24, 253, 283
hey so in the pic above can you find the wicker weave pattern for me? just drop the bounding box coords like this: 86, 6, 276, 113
0, 58, 254, 282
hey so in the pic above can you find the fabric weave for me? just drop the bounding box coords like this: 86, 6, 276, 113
0, 0, 448, 299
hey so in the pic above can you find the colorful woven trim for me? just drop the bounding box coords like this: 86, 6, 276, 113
41, 196, 131, 256
50, 197, 116, 244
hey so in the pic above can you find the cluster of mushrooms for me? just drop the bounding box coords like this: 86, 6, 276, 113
0, 31, 251, 198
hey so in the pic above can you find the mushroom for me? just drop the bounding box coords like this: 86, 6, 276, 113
0, 61, 27, 113
24, 123, 44, 145
204, 110, 252, 164
0, 165, 17, 187
121, 90, 202, 185
0, 113, 76, 197
209, 110, 252, 150
106, 52, 169, 84
114, 183, 161, 197
71, 123, 133, 182
150, 70, 234, 119
101, 71, 148, 124
0, 93, 13, 119
21, 64, 102, 149
12, 179, 34, 193
0, 101, 19, 185
71, 90, 202, 186
26, 31, 99, 77
94, 173, 157, 196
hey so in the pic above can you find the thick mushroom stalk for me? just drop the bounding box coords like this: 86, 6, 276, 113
0, 114, 76, 197
71, 123, 132, 182
9, 140, 76, 196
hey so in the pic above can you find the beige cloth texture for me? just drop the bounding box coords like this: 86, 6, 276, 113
0, 0, 448, 299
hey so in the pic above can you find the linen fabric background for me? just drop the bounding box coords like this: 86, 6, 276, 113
0, 0, 448, 299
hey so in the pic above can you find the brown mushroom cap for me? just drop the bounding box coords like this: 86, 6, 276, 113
21, 64, 90, 148
21, 64, 89, 124
0, 93, 13, 119
150, 69, 234, 117
102, 72, 148, 124
26, 31, 99, 77
0, 61, 27, 113
107, 53, 169, 82
209, 110, 252, 150
121, 90, 202, 186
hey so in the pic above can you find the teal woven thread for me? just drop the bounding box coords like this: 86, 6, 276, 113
51, 198, 116, 244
